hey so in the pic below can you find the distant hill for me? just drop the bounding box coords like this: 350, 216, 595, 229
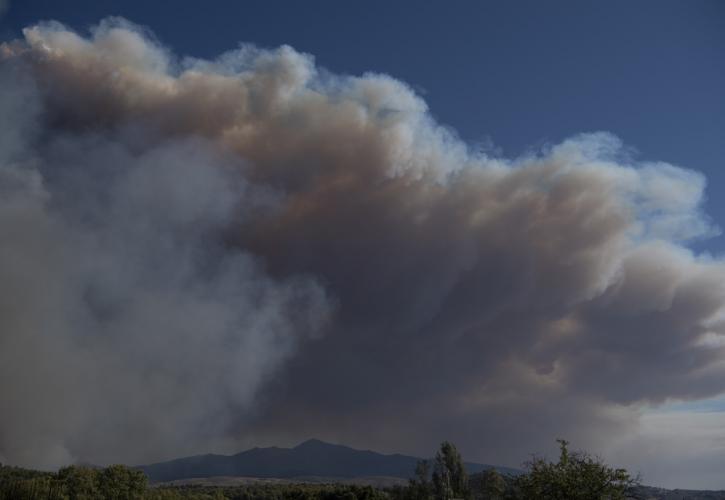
625, 486, 725, 500
139, 438, 520, 483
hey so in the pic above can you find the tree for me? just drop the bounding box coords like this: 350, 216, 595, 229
432, 442, 471, 500
514, 439, 638, 500
97, 465, 147, 500
408, 459, 434, 500
479, 469, 506, 500
57, 465, 100, 500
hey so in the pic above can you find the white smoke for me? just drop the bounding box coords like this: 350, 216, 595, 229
0, 36, 331, 468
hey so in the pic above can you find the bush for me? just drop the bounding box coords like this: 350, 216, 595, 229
513, 440, 637, 500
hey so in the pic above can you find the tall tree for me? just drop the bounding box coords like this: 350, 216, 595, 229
57, 466, 100, 500
98, 465, 147, 500
432, 442, 470, 500
480, 469, 506, 500
409, 459, 434, 500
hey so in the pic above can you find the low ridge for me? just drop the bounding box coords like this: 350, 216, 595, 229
139, 439, 519, 483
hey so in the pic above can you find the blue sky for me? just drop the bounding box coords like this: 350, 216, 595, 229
3, 0, 724, 251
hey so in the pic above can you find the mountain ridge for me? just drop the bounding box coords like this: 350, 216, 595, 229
139, 439, 520, 483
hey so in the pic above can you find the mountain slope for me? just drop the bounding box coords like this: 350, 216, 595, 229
139, 439, 519, 482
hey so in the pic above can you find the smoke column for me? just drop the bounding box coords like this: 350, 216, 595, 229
1, 18, 724, 472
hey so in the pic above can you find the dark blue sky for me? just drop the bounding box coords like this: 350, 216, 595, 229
3, 0, 724, 250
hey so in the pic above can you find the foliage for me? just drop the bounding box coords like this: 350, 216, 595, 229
58, 465, 101, 499
0, 464, 391, 500
0, 464, 147, 500
407, 460, 433, 500
146, 483, 390, 500
98, 465, 148, 499
431, 442, 470, 500
513, 439, 638, 500
0, 440, 639, 500
470, 469, 510, 500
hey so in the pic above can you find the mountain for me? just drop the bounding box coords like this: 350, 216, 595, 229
139, 439, 519, 483
626, 486, 725, 500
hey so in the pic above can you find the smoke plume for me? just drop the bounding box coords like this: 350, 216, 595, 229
1, 18, 725, 476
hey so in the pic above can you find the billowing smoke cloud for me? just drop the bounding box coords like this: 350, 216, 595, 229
2, 18, 725, 478
0, 20, 332, 468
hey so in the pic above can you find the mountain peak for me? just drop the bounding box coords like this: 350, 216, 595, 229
140, 439, 517, 483
293, 438, 336, 450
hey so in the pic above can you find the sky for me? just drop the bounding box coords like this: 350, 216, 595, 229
1, 0, 725, 490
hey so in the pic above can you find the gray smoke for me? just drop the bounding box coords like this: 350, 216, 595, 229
1, 18, 725, 480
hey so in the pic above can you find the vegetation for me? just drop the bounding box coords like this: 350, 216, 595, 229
404, 441, 471, 500
471, 469, 506, 500
432, 442, 471, 500
0, 440, 638, 500
0, 464, 147, 500
407, 459, 433, 500
0, 464, 389, 500
512, 439, 638, 500
400, 440, 638, 500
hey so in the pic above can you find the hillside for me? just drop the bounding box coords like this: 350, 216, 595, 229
626, 486, 725, 500
139, 439, 519, 483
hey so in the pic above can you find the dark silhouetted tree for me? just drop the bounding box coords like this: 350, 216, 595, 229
408, 459, 434, 500
514, 439, 637, 500
57, 465, 100, 499
98, 464, 147, 500
432, 442, 470, 500
479, 469, 506, 500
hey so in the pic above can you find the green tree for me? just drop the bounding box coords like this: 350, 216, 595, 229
432, 442, 470, 500
514, 439, 637, 500
57, 465, 101, 499
97, 464, 147, 500
408, 459, 433, 500
479, 469, 506, 500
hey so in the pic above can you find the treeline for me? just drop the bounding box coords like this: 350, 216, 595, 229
0, 440, 638, 500
0, 464, 147, 500
0, 464, 389, 500
395, 439, 638, 500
